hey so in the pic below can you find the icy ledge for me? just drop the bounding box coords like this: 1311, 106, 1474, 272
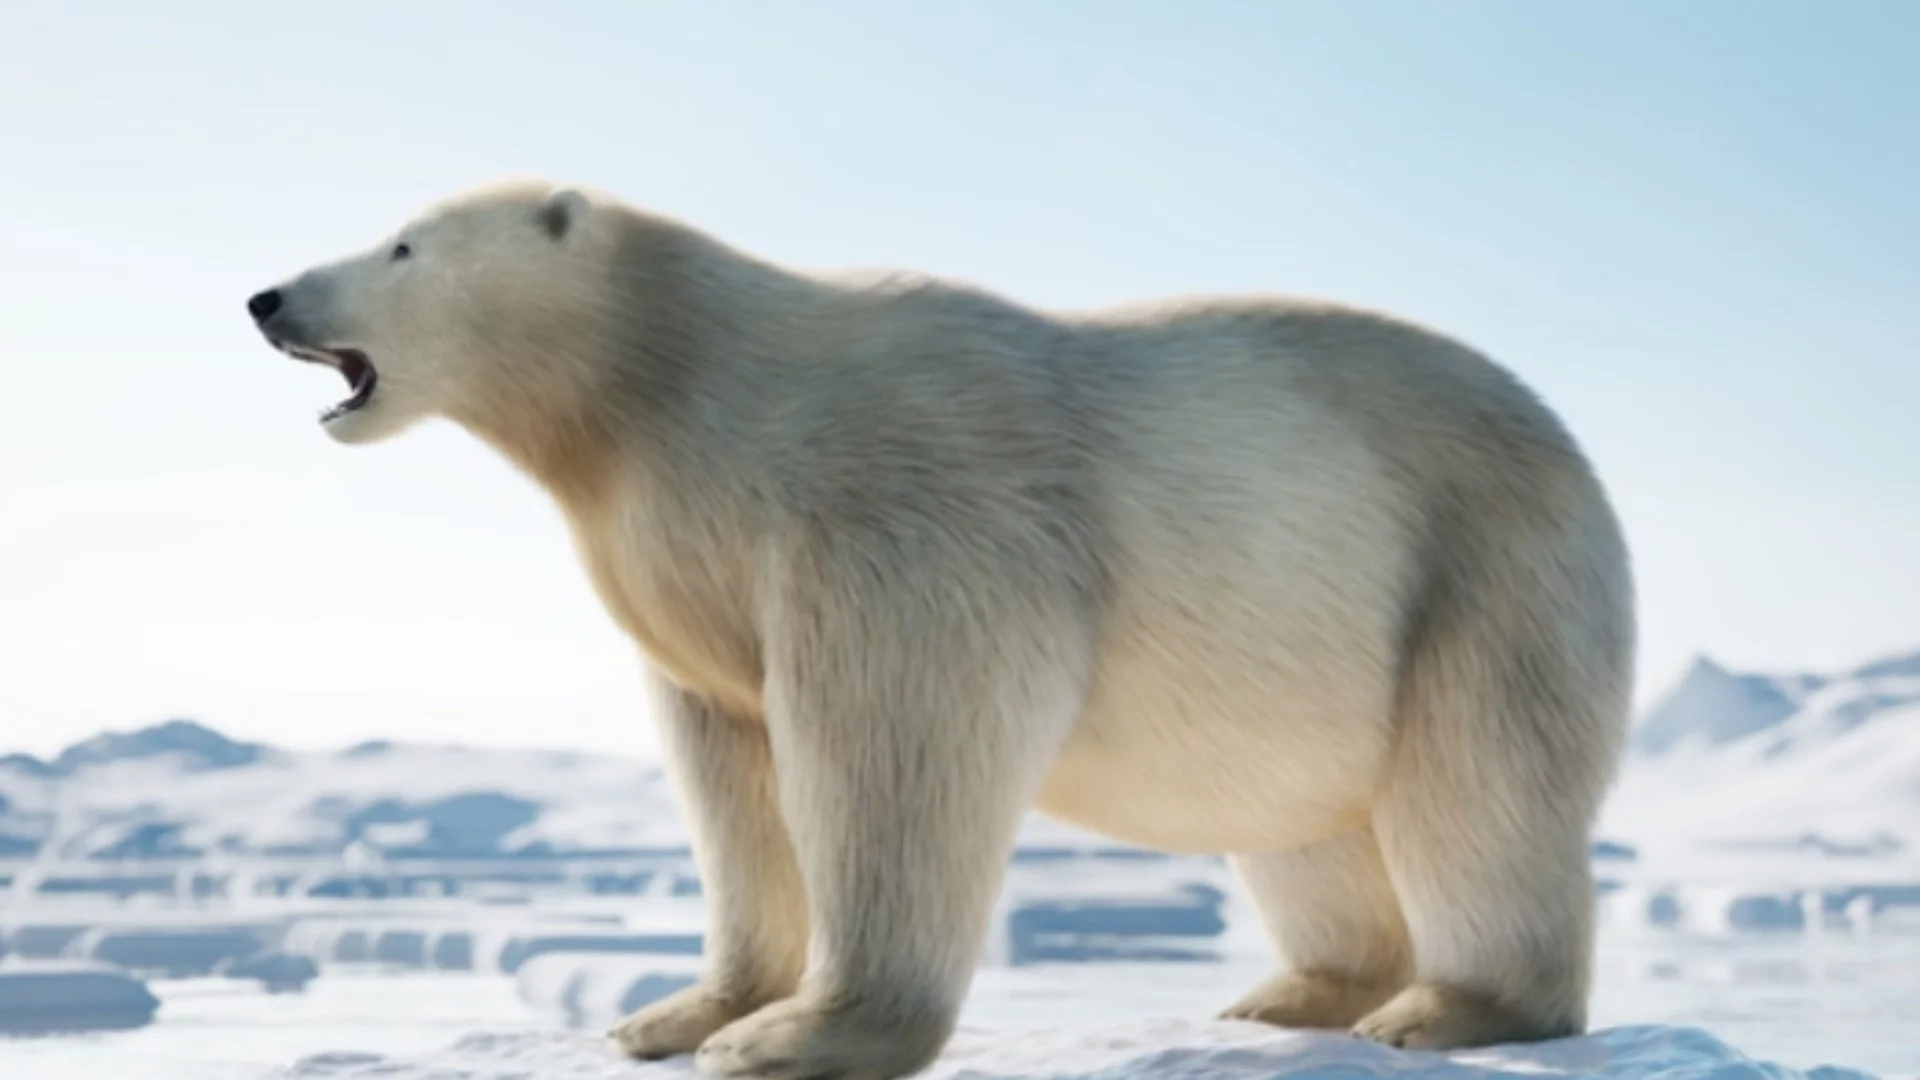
273, 1018, 1879, 1080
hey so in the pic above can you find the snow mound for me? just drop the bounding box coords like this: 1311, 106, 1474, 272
498, 930, 705, 973
65, 922, 279, 977
215, 949, 319, 992
278, 915, 499, 970
514, 952, 703, 1030
0, 960, 161, 1034
270, 1020, 1879, 1080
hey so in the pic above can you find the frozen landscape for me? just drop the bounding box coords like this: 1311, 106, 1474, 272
9, 2, 1914, 1077
2, 648, 1916, 1079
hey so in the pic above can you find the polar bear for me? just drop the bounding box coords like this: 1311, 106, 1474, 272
246, 180, 1635, 1079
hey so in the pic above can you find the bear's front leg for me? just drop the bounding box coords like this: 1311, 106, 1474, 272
693, 560, 1088, 1080
610, 679, 810, 1060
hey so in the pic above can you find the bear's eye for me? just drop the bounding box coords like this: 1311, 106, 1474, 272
391, 242, 413, 262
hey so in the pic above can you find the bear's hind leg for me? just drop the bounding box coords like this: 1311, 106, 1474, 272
1353, 620, 1623, 1048
610, 681, 810, 1060
1222, 827, 1412, 1030
1357, 787, 1597, 1050
1348, 459, 1630, 1050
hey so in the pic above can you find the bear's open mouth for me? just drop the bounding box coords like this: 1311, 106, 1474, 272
279, 344, 378, 422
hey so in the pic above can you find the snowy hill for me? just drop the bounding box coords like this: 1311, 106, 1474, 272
0, 719, 273, 779
1629, 659, 1817, 756
1605, 648, 1920, 854
1633, 649, 1920, 759
3, 647, 1914, 863
0, 724, 1106, 863
0, 731, 682, 860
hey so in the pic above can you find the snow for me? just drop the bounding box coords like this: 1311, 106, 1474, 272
2, 921, 92, 959
0, 722, 1113, 864
1602, 647, 1920, 933
278, 915, 499, 970
496, 929, 706, 973
216, 949, 320, 992
999, 881, 1228, 965
0, 736, 686, 861
66, 923, 278, 977
1605, 651, 1920, 857
2, 650, 1912, 870
1631, 658, 1821, 756
270, 1020, 1881, 1080
513, 952, 702, 1030
5, 648, 1919, 1075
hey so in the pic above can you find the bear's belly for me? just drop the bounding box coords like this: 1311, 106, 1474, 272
1034, 568, 1403, 855
1035, 680, 1391, 854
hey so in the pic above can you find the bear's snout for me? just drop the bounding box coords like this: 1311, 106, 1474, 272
247, 288, 283, 323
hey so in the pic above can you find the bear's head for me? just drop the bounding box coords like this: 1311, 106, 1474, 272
246, 181, 599, 446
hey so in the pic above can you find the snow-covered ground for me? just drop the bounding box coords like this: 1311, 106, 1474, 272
269, 1020, 1882, 1080
1, 647, 1917, 1078
3, 935, 1913, 1080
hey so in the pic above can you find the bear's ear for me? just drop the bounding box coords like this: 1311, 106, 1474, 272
538, 187, 589, 242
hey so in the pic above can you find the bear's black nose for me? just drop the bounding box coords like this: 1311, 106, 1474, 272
247, 288, 283, 322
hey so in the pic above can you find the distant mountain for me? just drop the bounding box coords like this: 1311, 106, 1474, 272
0, 754, 59, 780
6, 647, 1915, 865
0, 721, 1106, 863
1631, 658, 1817, 755
1632, 649, 1920, 760
1606, 647, 1920, 851
0, 720, 271, 778
0, 729, 680, 862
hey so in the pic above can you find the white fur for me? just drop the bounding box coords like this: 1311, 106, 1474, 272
249, 180, 1636, 1079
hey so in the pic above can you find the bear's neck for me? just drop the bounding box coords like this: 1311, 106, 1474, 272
461, 387, 623, 510
453, 219, 813, 522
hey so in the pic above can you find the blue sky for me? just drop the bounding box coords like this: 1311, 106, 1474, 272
2, 1, 1915, 756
